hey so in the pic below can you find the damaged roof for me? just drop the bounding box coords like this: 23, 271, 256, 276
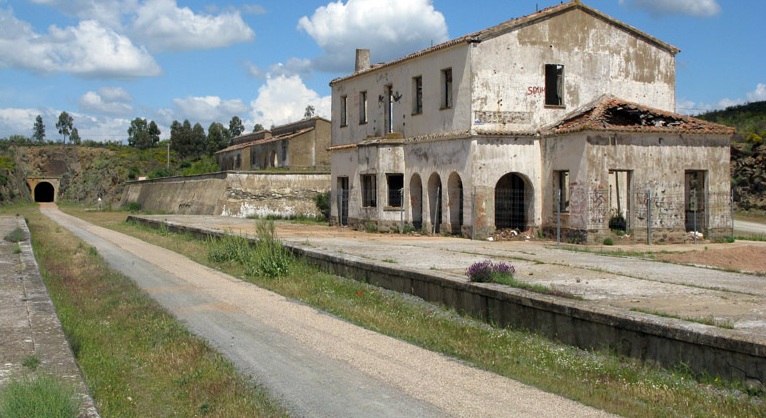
544, 95, 735, 136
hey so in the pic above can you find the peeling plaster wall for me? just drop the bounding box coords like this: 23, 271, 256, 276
471, 8, 676, 133
331, 44, 472, 148
541, 133, 731, 242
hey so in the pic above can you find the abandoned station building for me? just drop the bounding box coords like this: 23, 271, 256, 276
328, 0, 733, 243
215, 116, 331, 172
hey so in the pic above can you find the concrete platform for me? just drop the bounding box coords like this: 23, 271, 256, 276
129, 214, 766, 388
0, 216, 98, 417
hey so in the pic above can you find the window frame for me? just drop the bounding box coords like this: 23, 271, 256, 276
440, 68, 453, 110
386, 173, 404, 208
361, 173, 377, 207
544, 64, 565, 107
412, 76, 423, 115
340, 95, 348, 127
359, 91, 368, 125
554, 170, 570, 212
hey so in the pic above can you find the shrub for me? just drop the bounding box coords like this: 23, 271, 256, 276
314, 191, 330, 220
245, 220, 293, 278
124, 202, 141, 213
207, 233, 252, 264
603, 238, 614, 246
466, 260, 516, 283
4, 226, 25, 242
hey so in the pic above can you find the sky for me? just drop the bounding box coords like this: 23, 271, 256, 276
0, 0, 764, 142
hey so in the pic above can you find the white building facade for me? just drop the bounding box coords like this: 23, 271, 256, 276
329, 1, 732, 242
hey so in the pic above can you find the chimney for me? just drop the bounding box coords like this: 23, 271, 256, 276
355, 49, 370, 73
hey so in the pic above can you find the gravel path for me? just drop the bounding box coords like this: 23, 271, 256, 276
41, 206, 613, 417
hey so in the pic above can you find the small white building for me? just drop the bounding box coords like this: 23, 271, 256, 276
328, 1, 733, 243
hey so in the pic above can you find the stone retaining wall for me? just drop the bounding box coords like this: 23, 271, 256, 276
120, 171, 330, 218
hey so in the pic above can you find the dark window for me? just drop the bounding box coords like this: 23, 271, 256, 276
441, 68, 453, 109
545, 64, 564, 106
359, 91, 368, 124
386, 174, 404, 207
361, 174, 376, 207
340, 95, 347, 127
554, 170, 569, 212
413, 76, 423, 114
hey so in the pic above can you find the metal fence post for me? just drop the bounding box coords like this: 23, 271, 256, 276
399, 188, 404, 233
556, 190, 561, 245
646, 188, 652, 245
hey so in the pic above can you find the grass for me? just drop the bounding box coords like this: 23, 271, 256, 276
631, 308, 736, 329
56, 205, 766, 418
0, 375, 80, 418
4, 226, 25, 242
7, 204, 287, 417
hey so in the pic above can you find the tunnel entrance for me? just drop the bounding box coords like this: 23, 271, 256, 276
34, 182, 55, 202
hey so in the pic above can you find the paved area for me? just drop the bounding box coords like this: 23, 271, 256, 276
142, 214, 766, 337
0, 216, 98, 417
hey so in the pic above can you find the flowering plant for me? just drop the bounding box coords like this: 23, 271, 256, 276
465, 260, 516, 283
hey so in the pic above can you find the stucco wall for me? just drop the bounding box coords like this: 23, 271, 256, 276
120, 172, 331, 218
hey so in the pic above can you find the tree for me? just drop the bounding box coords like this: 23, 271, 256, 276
304, 105, 315, 119
207, 122, 230, 155
229, 116, 244, 138
253, 123, 265, 133
70, 127, 81, 145
55, 111, 74, 143
127, 118, 160, 150
33, 115, 45, 143
191, 122, 207, 158
171, 119, 206, 159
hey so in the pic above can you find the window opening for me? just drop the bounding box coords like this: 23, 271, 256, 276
359, 91, 368, 124
361, 174, 377, 207
545, 64, 564, 106
554, 171, 569, 212
386, 174, 404, 207
413, 76, 423, 114
441, 68, 453, 109
340, 95, 347, 127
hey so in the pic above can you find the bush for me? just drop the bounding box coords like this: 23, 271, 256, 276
465, 260, 516, 283
207, 233, 252, 264
245, 220, 293, 278
603, 238, 614, 245
124, 202, 141, 213
4, 226, 25, 242
314, 191, 330, 220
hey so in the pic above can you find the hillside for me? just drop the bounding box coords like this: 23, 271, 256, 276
698, 101, 766, 212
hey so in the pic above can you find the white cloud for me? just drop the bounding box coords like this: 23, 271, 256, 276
250, 75, 331, 127
132, 0, 254, 52
172, 96, 250, 126
247, 58, 313, 79
747, 83, 766, 102
677, 83, 766, 115
79, 87, 134, 115
29, 0, 138, 31
298, 0, 448, 72
0, 8, 161, 78
619, 0, 721, 17
0, 107, 41, 138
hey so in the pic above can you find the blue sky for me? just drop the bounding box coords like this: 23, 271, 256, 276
0, 0, 763, 142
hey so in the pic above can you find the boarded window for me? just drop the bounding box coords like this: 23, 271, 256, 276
361, 174, 376, 207
359, 91, 368, 124
545, 64, 564, 107
441, 68, 453, 109
413, 76, 423, 114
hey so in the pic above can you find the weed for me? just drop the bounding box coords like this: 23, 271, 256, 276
244, 220, 293, 278
13, 243, 21, 254
382, 259, 397, 264
466, 260, 516, 283
4, 226, 25, 242
0, 375, 79, 418
22, 355, 40, 371
124, 202, 141, 213
603, 237, 614, 246
631, 308, 736, 329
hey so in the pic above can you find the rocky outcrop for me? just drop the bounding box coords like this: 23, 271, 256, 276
731, 143, 766, 211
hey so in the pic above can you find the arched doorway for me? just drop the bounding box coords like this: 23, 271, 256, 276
409, 174, 423, 229
427, 173, 442, 234
447, 172, 463, 235
495, 173, 529, 231
34, 182, 55, 202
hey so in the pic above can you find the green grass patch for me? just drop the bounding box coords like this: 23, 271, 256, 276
0, 375, 79, 418
4, 226, 25, 242
631, 308, 736, 329
22, 207, 287, 417
21, 355, 40, 371
61, 206, 766, 417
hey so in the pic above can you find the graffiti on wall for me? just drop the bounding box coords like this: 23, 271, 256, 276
527, 86, 545, 96
588, 187, 606, 228
474, 110, 532, 125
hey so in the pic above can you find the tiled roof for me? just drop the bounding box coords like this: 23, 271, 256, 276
215, 127, 314, 154
331, 1, 678, 86
544, 95, 735, 136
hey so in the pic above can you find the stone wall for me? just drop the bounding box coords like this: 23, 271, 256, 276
120, 172, 331, 218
